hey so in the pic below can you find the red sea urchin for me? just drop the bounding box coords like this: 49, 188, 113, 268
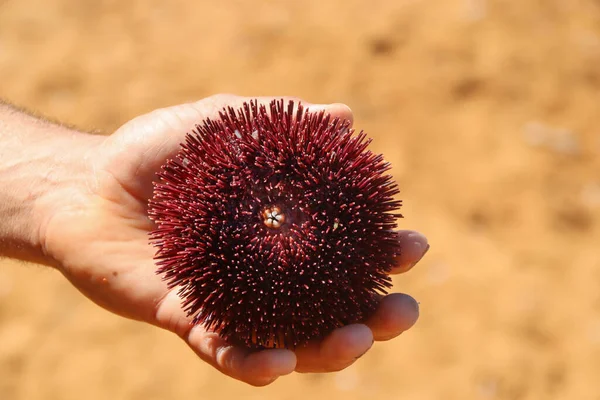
149, 100, 402, 349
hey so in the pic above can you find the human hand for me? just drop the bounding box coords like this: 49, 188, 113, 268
39, 94, 429, 386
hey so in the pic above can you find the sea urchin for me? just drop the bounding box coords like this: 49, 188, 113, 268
149, 100, 402, 349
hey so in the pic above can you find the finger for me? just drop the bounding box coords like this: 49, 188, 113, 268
135, 94, 354, 160
186, 327, 296, 386
366, 293, 420, 341
108, 94, 354, 201
155, 288, 296, 386
391, 230, 429, 274
294, 324, 373, 373
219, 95, 353, 126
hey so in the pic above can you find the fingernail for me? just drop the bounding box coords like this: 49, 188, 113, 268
410, 296, 420, 314
332, 103, 352, 114
271, 349, 297, 376
354, 338, 375, 361
394, 242, 429, 273
409, 243, 429, 269
305, 103, 328, 111
306, 103, 353, 121
353, 348, 369, 361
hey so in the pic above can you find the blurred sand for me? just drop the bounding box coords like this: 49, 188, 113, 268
1, 0, 600, 399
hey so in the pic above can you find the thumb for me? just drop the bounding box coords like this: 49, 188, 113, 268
103, 94, 353, 201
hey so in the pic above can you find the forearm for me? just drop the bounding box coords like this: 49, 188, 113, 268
0, 101, 100, 265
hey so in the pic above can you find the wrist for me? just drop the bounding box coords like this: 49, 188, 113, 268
0, 104, 103, 266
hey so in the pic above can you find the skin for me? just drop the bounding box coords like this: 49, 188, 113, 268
0, 94, 429, 386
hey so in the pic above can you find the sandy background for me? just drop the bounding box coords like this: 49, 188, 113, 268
1, 0, 600, 399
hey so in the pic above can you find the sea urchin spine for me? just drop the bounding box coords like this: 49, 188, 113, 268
149, 100, 402, 349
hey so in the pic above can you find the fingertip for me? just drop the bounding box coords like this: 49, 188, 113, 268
391, 231, 429, 274
306, 103, 354, 125
242, 349, 297, 386
254, 349, 297, 376
330, 103, 354, 124
186, 326, 297, 386
322, 324, 374, 366
368, 293, 420, 341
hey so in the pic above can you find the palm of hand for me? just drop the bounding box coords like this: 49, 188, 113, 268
42, 95, 427, 386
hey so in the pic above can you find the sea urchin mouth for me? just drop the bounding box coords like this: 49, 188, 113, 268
262, 205, 286, 229
148, 99, 402, 349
